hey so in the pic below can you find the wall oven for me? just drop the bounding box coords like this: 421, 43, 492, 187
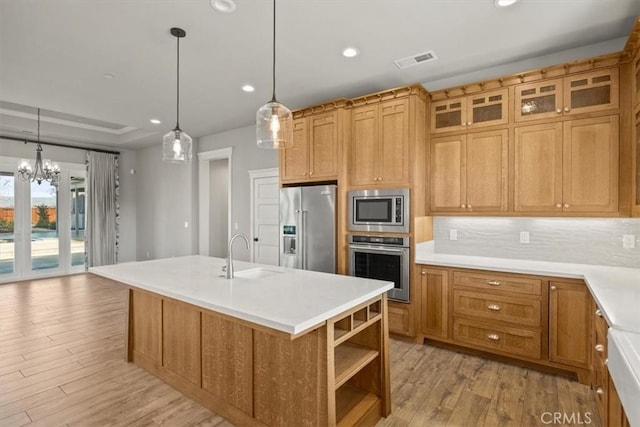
348, 235, 410, 302
348, 188, 409, 234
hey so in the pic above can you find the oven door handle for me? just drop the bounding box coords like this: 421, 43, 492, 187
348, 244, 408, 253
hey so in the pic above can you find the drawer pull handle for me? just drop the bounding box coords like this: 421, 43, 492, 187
595, 309, 603, 317
487, 280, 501, 286
595, 344, 605, 353
487, 304, 501, 311
595, 386, 604, 395
487, 334, 500, 341
550, 285, 557, 291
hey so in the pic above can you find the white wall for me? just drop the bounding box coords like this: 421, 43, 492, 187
199, 125, 278, 261
0, 138, 137, 262
135, 141, 198, 260
209, 158, 228, 258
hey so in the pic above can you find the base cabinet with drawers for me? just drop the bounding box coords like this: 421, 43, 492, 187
417, 265, 591, 383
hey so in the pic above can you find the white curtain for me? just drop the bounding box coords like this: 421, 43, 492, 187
86, 152, 119, 267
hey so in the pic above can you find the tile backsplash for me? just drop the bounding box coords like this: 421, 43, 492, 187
434, 217, 640, 268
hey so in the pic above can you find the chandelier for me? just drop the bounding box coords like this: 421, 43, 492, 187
17, 108, 60, 185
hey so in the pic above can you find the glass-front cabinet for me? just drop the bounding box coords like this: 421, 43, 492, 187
515, 68, 619, 122
431, 88, 508, 133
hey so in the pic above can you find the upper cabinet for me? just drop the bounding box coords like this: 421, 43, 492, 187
514, 116, 619, 214
515, 68, 619, 122
431, 129, 508, 213
349, 98, 411, 187
431, 88, 508, 134
280, 109, 342, 184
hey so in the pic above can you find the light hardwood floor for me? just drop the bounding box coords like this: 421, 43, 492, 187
0, 274, 600, 426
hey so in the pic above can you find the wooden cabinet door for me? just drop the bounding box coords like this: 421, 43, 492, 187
129, 289, 162, 363
635, 110, 640, 216
280, 117, 308, 183
514, 123, 563, 212
419, 268, 449, 338
431, 135, 466, 212
431, 97, 466, 133
634, 49, 640, 110
515, 79, 563, 122
350, 104, 379, 186
562, 116, 619, 213
564, 68, 619, 116
379, 99, 410, 185
466, 89, 509, 130
162, 299, 201, 385
309, 111, 339, 180
549, 281, 590, 368
466, 129, 508, 212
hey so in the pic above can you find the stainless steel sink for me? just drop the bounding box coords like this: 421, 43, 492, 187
234, 267, 284, 279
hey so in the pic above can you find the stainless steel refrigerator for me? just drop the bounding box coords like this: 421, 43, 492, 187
280, 185, 336, 273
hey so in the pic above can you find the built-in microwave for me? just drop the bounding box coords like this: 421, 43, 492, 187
348, 188, 409, 233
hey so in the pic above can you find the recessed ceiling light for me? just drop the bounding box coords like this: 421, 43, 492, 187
103, 73, 115, 79
342, 47, 360, 58
211, 0, 236, 13
242, 84, 255, 93
494, 0, 518, 7
150, 119, 161, 124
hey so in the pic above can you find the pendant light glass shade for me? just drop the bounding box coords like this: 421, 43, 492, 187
257, 101, 292, 149
162, 128, 193, 163
163, 27, 192, 163
256, 0, 292, 149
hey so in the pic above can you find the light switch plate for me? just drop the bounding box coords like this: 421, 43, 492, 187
449, 229, 458, 241
520, 231, 530, 244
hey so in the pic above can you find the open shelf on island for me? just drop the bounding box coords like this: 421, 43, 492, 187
335, 384, 381, 427
334, 342, 380, 388
333, 299, 383, 346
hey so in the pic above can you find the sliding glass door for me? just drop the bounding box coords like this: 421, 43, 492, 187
0, 159, 85, 282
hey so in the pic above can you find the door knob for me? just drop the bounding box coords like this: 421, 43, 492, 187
253, 237, 259, 242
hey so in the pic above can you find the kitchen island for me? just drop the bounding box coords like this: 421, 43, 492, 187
90, 255, 393, 427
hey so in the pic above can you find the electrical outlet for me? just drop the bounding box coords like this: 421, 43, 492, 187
449, 229, 458, 241
622, 234, 636, 249
520, 231, 530, 244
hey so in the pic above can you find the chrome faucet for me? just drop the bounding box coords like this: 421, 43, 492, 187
225, 233, 250, 279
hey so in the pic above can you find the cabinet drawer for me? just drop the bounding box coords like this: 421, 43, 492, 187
593, 364, 608, 419
452, 271, 542, 296
453, 318, 541, 359
452, 290, 541, 327
594, 307, 608, 343
594, 320, 608, 365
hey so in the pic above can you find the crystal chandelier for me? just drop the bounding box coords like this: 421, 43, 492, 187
17, 108, 60, 185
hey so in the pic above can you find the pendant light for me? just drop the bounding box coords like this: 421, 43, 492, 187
256, 0, 292, 149
17, 108, 60, 185
163, 27, 192, 163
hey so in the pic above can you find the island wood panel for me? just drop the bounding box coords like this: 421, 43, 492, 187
129, 289, 162, 365
201, 311, 253, 415
253, 327, 328, 427
162, 299, 201, 386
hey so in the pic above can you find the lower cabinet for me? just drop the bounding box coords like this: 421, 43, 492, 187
387, 301, 414, 337
591, 303, 631, 427
417, 265, 591, 383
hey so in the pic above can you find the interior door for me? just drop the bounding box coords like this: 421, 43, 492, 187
252, 175, 280, 266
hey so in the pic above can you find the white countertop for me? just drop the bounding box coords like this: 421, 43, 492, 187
415, 242, 640, 334
608, 329, 640, 427
90, 255, 393, 335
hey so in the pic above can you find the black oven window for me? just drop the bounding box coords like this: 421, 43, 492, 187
355, 199, 392, 222
353, 252, 401, 289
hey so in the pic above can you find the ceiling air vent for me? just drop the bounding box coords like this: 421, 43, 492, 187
394, 50, 438, 69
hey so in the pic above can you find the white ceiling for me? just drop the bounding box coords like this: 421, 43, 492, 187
1, 0, 639, 150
